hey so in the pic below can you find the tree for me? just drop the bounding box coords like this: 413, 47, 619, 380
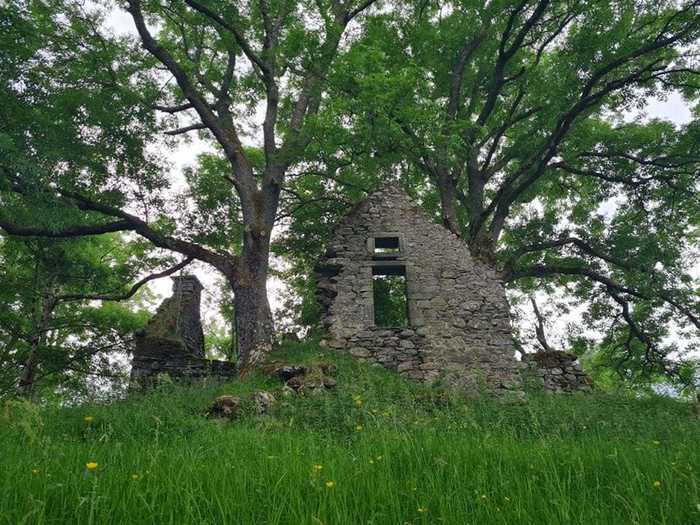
280, 0, 700, 387
0, 0, 380, 373
2, 0, 699, 388
0, 234, 183, 399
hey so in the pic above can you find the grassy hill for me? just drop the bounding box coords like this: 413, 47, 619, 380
1, 341, 699, 524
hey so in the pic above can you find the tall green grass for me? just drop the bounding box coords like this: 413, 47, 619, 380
1, 342, 699, 524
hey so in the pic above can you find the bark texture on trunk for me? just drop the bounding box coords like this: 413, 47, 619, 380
232, 250, 275, 375
436, 167, 461, 235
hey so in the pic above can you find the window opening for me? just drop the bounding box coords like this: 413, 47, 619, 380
372, 265, 409, 327
373, 236, 400, 256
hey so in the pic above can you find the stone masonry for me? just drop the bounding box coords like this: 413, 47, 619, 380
315, 184, 523, 394
130, 276, 235, 385
522, 351, 593, 393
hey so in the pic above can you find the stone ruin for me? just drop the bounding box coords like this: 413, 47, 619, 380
315, 184, 593, 395
130, 188, 593, 396
522, 351, 593, 393
315, 184, 524, 395
130, 275, 235, 386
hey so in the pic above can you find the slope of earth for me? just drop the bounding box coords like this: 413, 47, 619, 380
1, 341, 699, 524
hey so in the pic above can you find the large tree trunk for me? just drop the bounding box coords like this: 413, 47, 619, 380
17, 349, 39, 397
434, 169, 498, 264
232, 275, 274, 375
232, 228, 275, 375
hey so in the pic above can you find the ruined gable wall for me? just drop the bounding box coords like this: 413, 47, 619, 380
317, 185, 522, 393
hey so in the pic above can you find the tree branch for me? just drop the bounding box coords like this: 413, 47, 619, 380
0, 217, 133, 238
164, 123, 208, 136
507, 263, 700, 331
126, 0, 251, 179
346, 0, 380, 22
56, 257, 193, 303
153, 102, 195, 113
183, 0, 270, 79
530, 296, 555, 352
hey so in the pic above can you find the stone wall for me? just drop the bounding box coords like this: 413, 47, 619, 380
522, 351, 593, 393
143, 276, 205, 357
130, 276, 235, 386
315, 184, 523, 394
130, 339, 236, 384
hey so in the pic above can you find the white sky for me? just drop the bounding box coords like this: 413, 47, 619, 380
101, 6, 697, 348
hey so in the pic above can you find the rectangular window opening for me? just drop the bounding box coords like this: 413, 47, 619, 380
374, 236, 400, 256
372, 266, 409, 327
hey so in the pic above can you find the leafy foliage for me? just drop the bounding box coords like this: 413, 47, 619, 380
0, 0, 698, 390
0, 236, 153, 400
278, 0, 700, 389
372, 274, 409, 327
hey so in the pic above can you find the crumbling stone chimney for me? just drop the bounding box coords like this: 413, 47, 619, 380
170, 275, 205, 357
130, 275, 234, 386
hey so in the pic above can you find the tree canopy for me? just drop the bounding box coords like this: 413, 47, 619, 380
0, 0, 698, 396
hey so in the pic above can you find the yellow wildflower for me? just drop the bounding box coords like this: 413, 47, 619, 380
313, 464, 323, 471
417, 506, 428, 513
355, 424, 363, 432
653, 480, 662, 488
325, 480, 335, 488
86, 462, 98, 471
84, 416, 94, 423
31, 469, 40, 476
481, 494, 487, 500
132, 474, 140, 481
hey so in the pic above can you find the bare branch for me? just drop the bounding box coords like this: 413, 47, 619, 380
164, 123, 208, 136
153, 102, 195, 113
56, 258, 193, 303
530, 296, 555, 352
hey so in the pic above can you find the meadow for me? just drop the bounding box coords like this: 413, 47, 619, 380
1, 342, 699, 524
